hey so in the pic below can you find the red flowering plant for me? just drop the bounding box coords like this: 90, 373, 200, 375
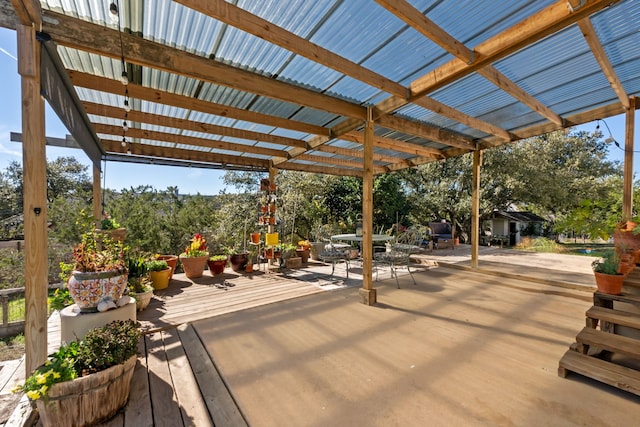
181, 233, 208, 258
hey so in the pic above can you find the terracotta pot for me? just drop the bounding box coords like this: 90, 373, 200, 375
265, 248, 274, 259
156, 254, 178, 280
179, 254, 209, 279
207, 258, 227, 275
593, 271, 624, 295
36, 355, 136, 427
149, 268, 171, 290
245, 263, 254, 273
250, 232, 261, 244
95, 228, 127, 243
295, 248, 310, 263
67, 270, 128, 313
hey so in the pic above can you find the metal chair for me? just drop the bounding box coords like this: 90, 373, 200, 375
319, 241, 350, 278
374, 231, 420, 288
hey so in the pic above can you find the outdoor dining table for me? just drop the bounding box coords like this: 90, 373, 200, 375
330, 233, 395, 244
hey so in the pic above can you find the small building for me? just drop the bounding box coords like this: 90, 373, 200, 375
483, 211, 546, 246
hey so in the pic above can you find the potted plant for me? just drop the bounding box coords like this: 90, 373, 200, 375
207, 254, 228, 276
296, 240, 311, 263
147, 259, 171, 290
96, 211, 126, 242
66, 230, 128, 312
227, 247, 249, 273
592, 250, 624, 295
179, 233, 209, 279
155, 254, 178, 280
126, 251, 154, 310
12, 320, 141, 426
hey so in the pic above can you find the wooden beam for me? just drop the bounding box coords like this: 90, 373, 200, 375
93, 165, 101, 221
407, 0, 615, 99
376, 114, 475, 150
17, 24, 47, 374
413, 97, 511, 141
276, 161, 362, 177
343, 131, 443, 158
69, 71, 329, 137
578, 18, 630, 109
359, 107, 376, 305
102, 140, 271, 169
313, 144, 401, 164
331, 0, 615, 139
293, 153, 386, 174
94, 124, 290, 160
476, 67, 563, 126
10, 0, 41, 26
84, 102, 309, 149
42, 11, 366, 120
378, 0, 563, 126
175, 0, 407, 99
623, 96, 635, 220
471, 149, 482, 268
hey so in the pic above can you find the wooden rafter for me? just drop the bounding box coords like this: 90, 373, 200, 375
175, 0, 511, 142
102, 139, 271, 169
376, 0, 563, 126
578, 18, 630, 109
10, 0, 40, 26
84, 102, 309, 149
41, 10, 367, 120
331, 0, 614, 140
94, 124, 290, 160
376, 114, 475, 150
69, 71, 329, 137
342, 131, 443, 159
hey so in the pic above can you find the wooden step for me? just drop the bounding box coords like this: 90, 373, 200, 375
586, 306, 640, 330
594, 290, 640, 306
576, 327, 640, 359
558, 350, 640, 396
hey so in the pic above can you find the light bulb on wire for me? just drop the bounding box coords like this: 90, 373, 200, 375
121, 137, 127, 147
124, 98, 131, 112
122, 121, 129, 132
120, 70, 129, 85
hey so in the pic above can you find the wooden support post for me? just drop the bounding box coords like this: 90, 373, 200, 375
18, 24, 48, 374
623, 97, 635, 220
359, 107, 376, 306
268, 167, 277, 235
93, 164, 101, 221
471, 149, 482, 268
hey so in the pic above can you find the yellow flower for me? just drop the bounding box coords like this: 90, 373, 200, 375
52, 372, 61, 379
40, 385, 48, 395
35, 373, 47, 384
26, 390, 40, 400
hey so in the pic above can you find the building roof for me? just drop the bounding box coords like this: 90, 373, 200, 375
492, 211, 546, 223
1, 0, 639, 175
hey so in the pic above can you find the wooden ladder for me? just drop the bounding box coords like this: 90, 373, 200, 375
558, 277, 640, 396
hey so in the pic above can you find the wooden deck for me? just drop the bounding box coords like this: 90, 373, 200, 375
3, 259, 640, 426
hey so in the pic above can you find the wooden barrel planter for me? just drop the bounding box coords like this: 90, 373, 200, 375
36, 355, 137, 427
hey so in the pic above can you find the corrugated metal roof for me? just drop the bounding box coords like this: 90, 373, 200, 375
23, 0, 640, 172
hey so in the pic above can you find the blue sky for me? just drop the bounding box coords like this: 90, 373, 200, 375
0, 27, 638, 195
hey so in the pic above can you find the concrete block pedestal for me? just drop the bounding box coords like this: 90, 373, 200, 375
60, 297, 136, 344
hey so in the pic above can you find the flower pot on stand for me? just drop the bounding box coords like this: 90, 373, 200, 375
230, 253, 249, 273
179, 254, 209, 279
67, 270, 128, 313
207, 258, 227, 276
156, 255, 178, 280
149, 267, 171, 290
36, 355, 137, 427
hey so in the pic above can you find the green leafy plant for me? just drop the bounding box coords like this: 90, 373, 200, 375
145, 260, 168, 272
71, 231, 126, 273
100, 212, 121, 230
209, 255, 227, 261
12, 320, 141, 401
49, 288, 74, 311
591, 250, 620, 275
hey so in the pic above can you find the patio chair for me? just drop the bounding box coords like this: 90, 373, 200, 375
374, 230, 419, 288
319, 241, 350, 278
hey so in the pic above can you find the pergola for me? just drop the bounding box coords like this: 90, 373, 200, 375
2, 0, 639, 374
